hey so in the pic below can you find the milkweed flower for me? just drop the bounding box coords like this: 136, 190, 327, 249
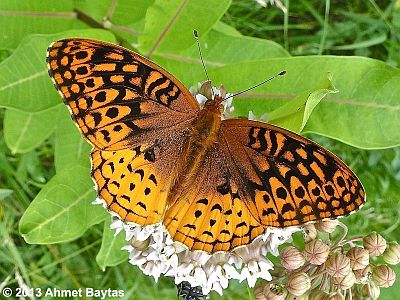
102, 208, 298, 296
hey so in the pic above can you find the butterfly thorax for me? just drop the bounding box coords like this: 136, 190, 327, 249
167, 102, 222, 206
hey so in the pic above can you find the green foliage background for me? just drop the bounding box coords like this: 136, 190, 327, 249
0, 0, 400, 299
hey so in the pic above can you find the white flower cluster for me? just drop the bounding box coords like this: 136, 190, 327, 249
255, 0, 287, 13
94, 196, 298, 296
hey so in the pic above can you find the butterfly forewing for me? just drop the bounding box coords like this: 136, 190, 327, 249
47, 39, 199, 226
219, 119, 365, 227
46, 39, 199, 151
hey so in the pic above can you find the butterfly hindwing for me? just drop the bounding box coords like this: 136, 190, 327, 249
219, 119, 365, 228
91, 146, 167, 225
46, 39, 199, 151
163, 143, 265, 253
91, 129, 189, 225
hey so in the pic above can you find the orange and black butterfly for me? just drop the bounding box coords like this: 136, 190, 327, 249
46, 39, 365, 253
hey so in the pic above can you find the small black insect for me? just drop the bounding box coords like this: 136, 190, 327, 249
177, 281, 206, 300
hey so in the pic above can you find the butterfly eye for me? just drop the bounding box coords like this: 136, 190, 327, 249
204, 99, 213, 106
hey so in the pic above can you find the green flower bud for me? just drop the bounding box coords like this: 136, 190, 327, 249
347, 247, 369, 270
332, 270, 356, 289
130, 236, 151, 251
362, 281, 380, 299
363, 232, 387, 257
326, 291, 345, 300
354, 265, 372, 284
325, 252, 351, 278
315, 219, 338, 233
383, 242, 400, 265
285, 294, 306, 300
372, 265, 396, 288
285, 272, 311, 297
280, 246, 305, 270
254, 283, 287, 300
308, 289, 329, 300
304, 239, 330, 265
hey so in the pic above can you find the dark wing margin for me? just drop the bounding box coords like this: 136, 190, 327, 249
219, 118, 366, 228
46, 38, 199, 150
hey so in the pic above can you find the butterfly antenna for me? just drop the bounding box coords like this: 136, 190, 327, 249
193, 30, 214, 99
226, 70, 287, 100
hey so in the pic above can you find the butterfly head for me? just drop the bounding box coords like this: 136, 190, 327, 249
203, 96, 225, 115
199, 81, 231, 115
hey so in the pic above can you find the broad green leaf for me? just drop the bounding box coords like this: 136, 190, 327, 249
0, 29, 116, 112
72, 0, 110, 24
4, 105, 62, 154
268, 73, 338, 132
0, 1, 88, 49
74, 0, 153, 44
212, 21, 242, 36
208, 56, 400, 149
96, 217, 128, 271
178, 29, 289, 67
150, 30, 288, 94
55, 109, 91, 172
75, 0, 154, 25
139, 0, 231, 56
19, 165, 107, 244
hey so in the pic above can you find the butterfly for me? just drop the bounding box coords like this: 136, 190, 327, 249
46, 39, 365, 253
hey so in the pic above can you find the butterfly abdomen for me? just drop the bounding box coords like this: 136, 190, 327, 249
167, 108, 222, 205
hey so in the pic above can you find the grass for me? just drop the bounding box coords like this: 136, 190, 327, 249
1, 0, 400, 299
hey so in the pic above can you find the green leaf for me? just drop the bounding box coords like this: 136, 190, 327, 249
268, 73, 338, 133
19, 165, 107, 244
96, 217, 129, 271
0, 1, 89, 49
178, 29, 289, 66
75, 0, 153, 25
4, 105, 62, 154
208, 56, 400, 149
54, 109, 91, 172
74, 0, 153, 44
139, 0, 231, 56
212, 21, 242, 36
